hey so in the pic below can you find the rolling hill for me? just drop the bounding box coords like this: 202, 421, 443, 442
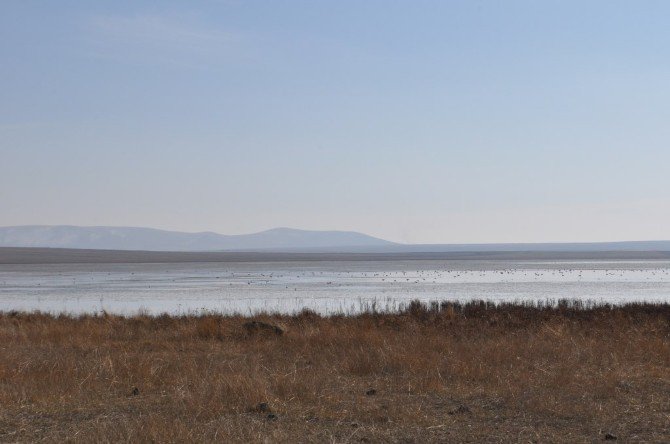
0, 226, 395, 251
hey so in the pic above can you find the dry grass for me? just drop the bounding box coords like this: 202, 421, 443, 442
0, 300, 669, 443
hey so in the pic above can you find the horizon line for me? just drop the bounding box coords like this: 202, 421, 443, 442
0, 224, 669, 246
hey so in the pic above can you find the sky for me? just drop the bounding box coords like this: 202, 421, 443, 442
1, 1, 669, 244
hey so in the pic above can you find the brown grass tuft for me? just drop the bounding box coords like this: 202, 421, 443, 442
195, 316, 221, 340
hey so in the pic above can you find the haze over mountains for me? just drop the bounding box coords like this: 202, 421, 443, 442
0, 226, 395, 251
1, 226, 670, 253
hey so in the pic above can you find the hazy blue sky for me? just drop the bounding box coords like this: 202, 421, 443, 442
2, 1, 669, 243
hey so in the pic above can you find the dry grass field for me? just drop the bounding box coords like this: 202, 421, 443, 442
0, 301, 669, 443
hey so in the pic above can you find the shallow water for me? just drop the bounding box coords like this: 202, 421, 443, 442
1, 260, 669, 315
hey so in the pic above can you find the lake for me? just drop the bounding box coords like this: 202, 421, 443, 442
1, 259, 669, 315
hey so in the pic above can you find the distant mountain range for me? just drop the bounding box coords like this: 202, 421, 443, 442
0, 225, 669, 253
0, 226, 395, 251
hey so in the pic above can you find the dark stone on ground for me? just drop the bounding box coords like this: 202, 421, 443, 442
243, 321, 284, 336
448, 405, 471, 415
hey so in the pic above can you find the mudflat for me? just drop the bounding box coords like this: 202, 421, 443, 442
2, 246, 670, 264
